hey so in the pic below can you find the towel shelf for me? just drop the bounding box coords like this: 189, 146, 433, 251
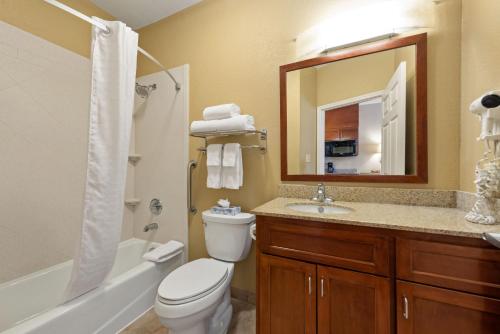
190, 129, 267, 153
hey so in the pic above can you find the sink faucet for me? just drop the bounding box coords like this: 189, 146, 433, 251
311, 183, 333, 204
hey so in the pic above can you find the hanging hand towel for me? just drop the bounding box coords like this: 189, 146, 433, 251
207, 144, 223, 189
64, 18, 138, 302
190, 115, 255, 133
222, 143, 243, 189
203, 103, 241, 120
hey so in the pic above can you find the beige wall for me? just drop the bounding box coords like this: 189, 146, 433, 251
286, 71, 301, 174
299, 68, 317, 175
287, 68, 318, 175
316, 50, 395, 106
289, 47, 417, 175
137, 0, 462, 293
460, 0, 500, 192
0, 0, 113, 58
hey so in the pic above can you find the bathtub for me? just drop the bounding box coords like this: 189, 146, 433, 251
0, 238, 182, 334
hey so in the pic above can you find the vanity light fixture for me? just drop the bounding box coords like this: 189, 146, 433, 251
296, 0, 429, 58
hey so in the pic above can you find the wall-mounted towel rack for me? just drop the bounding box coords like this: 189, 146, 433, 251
190, 129, 268, 153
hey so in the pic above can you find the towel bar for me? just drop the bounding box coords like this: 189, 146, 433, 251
190, 129, 267, 154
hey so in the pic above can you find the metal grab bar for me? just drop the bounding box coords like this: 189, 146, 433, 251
188, 160, 198, 214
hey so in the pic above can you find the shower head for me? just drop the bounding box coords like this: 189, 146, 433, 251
135, 83, 157, 98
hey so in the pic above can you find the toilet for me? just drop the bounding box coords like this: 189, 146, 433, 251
155, 210, 255, 334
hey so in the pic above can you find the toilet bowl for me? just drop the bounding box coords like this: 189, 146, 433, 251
155, 211, 255, 334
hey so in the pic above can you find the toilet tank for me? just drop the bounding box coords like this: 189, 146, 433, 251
202, 211, 255, 262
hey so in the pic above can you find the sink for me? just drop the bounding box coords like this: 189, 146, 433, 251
286, 203, 353, 215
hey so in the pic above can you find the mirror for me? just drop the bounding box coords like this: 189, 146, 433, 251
281, 33, 427, 183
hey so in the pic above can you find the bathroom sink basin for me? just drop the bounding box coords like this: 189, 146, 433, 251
286, 203, 353, 215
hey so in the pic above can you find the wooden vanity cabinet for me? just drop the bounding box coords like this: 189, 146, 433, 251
317, 266, 391, 334
258, 253, 390, 334
258, 254, 316, 334
396, 281, 500, 334
395, 237, 500, 334
256, 215, 500, 334
257, 216, 392, 334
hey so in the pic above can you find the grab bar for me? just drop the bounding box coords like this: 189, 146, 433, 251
188, 160, 198, 214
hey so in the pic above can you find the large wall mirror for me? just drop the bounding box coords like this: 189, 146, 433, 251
280, 33, 427, 183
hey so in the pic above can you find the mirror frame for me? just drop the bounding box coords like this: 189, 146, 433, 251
280, 33, 428, 183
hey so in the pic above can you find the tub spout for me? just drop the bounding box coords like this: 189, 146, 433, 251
143, 223, 159, 232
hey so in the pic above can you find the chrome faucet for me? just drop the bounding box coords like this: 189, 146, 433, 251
144, 222, 159, 232
311, 183, 333, 204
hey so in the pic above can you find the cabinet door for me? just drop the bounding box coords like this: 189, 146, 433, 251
325, 128, 340, 141
339, 126, 358, 140
259, 254, 316, 334
397, 281, 500, 334
317, 266, 391, 334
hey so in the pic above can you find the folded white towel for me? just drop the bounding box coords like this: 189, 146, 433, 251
203, 103, 241, 121
207, 144, 223, 189
190, 115, 255, 133
222, 143, 243, 189
142, 240, 184, 263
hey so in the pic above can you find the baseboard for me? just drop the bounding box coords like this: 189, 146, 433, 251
231, 287, 256, 305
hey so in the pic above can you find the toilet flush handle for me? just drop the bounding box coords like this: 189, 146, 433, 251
249, 223, 257, 241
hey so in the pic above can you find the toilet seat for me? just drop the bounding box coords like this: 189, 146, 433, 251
158, 258, 230, 305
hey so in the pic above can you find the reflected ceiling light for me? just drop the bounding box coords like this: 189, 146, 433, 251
296, 0, 428, 58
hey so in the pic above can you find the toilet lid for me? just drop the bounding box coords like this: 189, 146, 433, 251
158, 258, 229, 305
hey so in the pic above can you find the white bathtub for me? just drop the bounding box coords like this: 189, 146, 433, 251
0, 238, 182, 334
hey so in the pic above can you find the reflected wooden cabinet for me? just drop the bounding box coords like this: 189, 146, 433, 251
256, 215, 500, 334
324, 104, 359, 141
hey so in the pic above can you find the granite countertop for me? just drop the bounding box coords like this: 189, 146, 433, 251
251, 197, 500, 239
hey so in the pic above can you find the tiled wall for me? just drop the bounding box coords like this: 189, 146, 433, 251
133, 68, 189, 261
0, 22, 134, 283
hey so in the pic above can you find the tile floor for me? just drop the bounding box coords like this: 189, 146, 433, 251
121, 299, 256, 334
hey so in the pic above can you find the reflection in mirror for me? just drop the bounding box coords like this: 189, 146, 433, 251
286, 45, 416, 176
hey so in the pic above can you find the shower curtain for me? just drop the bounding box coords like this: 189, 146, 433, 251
64, 18, 138, 301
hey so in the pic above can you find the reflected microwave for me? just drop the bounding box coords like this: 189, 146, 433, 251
325, 140, 357, 157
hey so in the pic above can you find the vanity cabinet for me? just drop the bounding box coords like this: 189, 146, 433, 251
258, 254, 316, 334
317, 266, 391, 334
257, 216, 392, 334
396, 281, 500, 334
258, 253, 390, 334
256, 215, 500, 334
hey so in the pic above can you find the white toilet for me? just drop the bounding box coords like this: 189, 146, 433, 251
155, 210, 255, 334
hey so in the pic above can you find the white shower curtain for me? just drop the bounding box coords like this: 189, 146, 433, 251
64, 18, 138, 301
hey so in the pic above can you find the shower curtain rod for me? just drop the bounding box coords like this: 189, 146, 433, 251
43, 0, 181, 91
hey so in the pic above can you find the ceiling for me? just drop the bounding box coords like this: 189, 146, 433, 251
91, 0, 203, 29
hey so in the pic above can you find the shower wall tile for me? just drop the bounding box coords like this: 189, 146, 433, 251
0, 21, 134, 284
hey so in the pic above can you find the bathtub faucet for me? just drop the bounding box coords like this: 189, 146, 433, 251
144, 223, 159, 232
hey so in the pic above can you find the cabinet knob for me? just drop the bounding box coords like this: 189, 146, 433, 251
308, 275, 312, 295
320, 278, 325, 298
